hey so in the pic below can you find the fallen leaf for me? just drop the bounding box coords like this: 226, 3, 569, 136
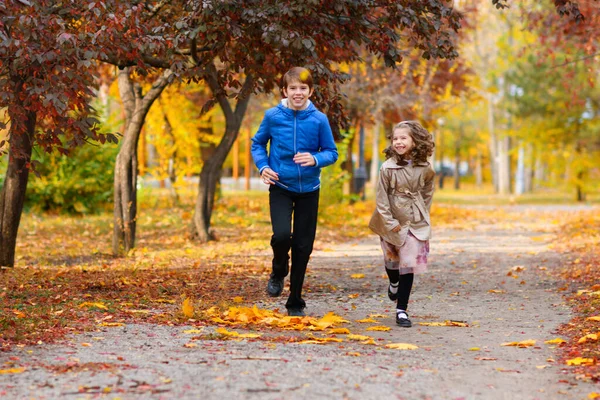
78, 302, 108, 310
328, 328, 350, 334
233, 296, 244, 303
0, 368, 26, 374
347, 334, 372, 341
501, 340, 536, 348
183, 329, 204, 334
544, 338, 566, 345
418, 320, 468, 327
182, 298, 195, 318
356, 318, 377, 323
587, 316, 600, 322
578, 333, 598, 344
566, 357, 595, 366
469, 347, 480, 351
350, 274, 365, 279
346, 352, 362, 357
488, 289, 506, 294
366, 326, 391, 332
475, 357, 497, 361
385, 343, 418, 350
183, 343, 198, 348
588, 393, 600, 399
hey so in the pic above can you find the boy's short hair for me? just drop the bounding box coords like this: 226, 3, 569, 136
282, 67, 313, 90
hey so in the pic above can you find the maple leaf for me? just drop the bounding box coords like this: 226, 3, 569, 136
98, 322, 124, 327
328, 328, 351, 334
183, 329, 204, 334
544, 338, 566, 344
233, 296, 244, 304
578, 333, 598, 344
501, 340, 536, 348
356, 318, 378, 323
385, 343, 419, 350
588, 392, 600, 399
566, 357, 595, 366
587, 316, 600, 322
78, 302, 108, 310
418, 320, 468, 327
216, 327, 260, 338
182, 298, 195, 318
366, 326, 391, 332
347, 334, 373, 341
0, 368, 26, 374
350, 274, 365, 279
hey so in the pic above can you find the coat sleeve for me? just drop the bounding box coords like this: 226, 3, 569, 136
421, 166, 436, 212
375, 168, 400, 231
250, 112, 272, 174
312, 115, 338, 167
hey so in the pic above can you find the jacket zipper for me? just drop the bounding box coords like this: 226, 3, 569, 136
294, 110, 303, 192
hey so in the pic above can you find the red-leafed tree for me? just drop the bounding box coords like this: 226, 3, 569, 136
0, 1, 118, 267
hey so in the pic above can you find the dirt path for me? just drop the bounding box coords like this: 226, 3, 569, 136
1, 208, 598, 399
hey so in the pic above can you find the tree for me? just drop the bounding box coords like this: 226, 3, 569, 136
0, 1, 116, 267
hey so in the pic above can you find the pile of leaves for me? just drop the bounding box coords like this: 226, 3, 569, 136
553, 210, 600, 381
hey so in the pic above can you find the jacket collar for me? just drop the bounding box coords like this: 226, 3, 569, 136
277, 100, 316, 118
381, 158, 429, 169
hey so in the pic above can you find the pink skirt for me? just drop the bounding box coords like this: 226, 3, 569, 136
380, 232, 429, 275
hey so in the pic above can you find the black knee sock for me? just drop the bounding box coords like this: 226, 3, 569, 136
385, 268, 400, 284
396, 273, 414, 310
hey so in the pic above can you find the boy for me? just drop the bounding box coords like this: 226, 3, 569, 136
251, 66, 338, 316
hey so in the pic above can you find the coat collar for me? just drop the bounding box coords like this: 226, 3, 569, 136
381, 158, 429, 169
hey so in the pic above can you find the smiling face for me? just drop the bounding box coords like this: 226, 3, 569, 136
392, 127, 415, 158
283, 79, 313, 110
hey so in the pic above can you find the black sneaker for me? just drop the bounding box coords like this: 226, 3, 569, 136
287, 308, 306, 317
396, 311, 412, 328
266, 276, 284, 297
388, 282, 400, 301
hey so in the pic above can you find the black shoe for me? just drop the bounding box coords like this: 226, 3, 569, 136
287, 308, 306, 317
266, 276, 284, 297
396, 311, 412, 328
388, 282, 399, 301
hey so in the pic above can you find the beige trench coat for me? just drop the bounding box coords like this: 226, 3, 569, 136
368, 158, 435, 247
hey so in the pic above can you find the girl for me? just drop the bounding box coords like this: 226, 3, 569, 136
368, 121, 435, 327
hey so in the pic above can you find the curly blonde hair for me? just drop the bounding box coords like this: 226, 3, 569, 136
383, 120, 435, 164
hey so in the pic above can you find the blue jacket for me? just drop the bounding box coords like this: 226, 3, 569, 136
251, 100, 338, 193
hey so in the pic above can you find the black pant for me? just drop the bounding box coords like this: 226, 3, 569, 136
269, 185, 320, 309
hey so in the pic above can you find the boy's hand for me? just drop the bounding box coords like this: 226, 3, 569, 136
293, 152, 316, 167
261, 168, 279, 185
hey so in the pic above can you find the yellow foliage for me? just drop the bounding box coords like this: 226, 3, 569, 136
356, 318, 378, 323
566, 357, 595, 366
385, 343, 418, 350
501, 340, 536, 348
544, 338, 566, 345
182, 298, 195, 318
578, 334, 598, 344
347, 334, 373, 341
0, 368, 26, 374
78, 302, 108, 310
350, 274, 365, 279
366, 326, 391, 332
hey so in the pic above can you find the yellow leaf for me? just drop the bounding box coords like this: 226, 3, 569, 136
350, 274, 365, 279
78, 302, 108, 310
0, 368, 26, 374
385, 343, 419, 350
366, 326, 391, 332
361, 339, 377, 345
418, 320, 468, 327
566, 357, 595, 366
346, 352, 362, 357
544, 338, 566, 345
233, 296, 244, 304
588, 392, 600, 399
578, 333, 598, 344
98, 322, 124, 327
348, 294, 360, 299
183, 329, 204, 334
501, 340, 536, 348
81, 343, 92, 347
182, 298, 195, 318
587, 316, 600, 322
356, 318, 377, 323
216, 327, 240, 337
368, 314, 388, 318
347, 334, 372, 341
488, 289, 506, 294
469, 347, 480, 351
328, 328, 351, 334
183, 343, 198, 348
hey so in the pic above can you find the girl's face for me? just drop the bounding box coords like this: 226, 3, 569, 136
392, 127, 415, 158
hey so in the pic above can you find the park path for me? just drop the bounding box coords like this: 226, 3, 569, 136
1, 206, 598, 399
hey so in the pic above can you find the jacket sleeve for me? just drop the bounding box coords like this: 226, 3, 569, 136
421, 166, 436, 212
312, 115, 338, 167
250, 112, 271, 174
375, 168, 400, 231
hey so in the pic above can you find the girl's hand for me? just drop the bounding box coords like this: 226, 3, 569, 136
391, 225, 402, 233
293, 152, 316, 166
261, 168, 279, 185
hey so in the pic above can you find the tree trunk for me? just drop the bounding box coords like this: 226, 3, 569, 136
190, 64, 254, 242
514, 142, 525, 195
497, 136, 511, 195
487, 94, 499, 192
369, 117, 381, 187
112, 67, 173, 255
453, 143, 460, 190
0, 108, 36, 268
475, 150, 483, 187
